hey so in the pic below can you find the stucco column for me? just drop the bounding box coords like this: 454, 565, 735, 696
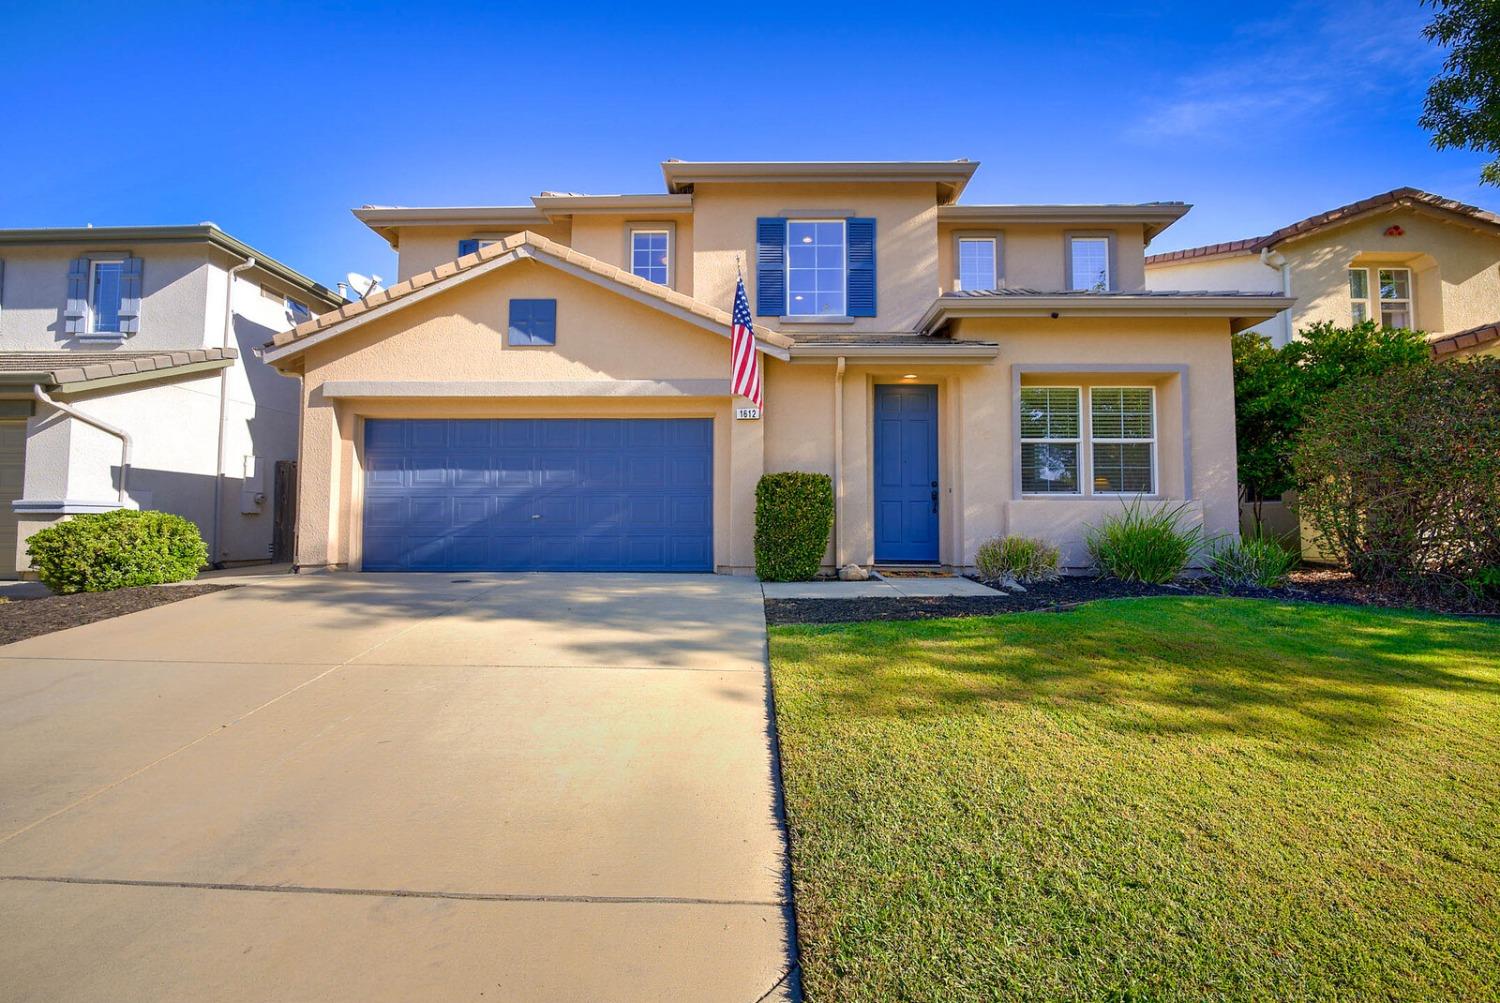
727, 402, 765, 575
295, 384, 341, 570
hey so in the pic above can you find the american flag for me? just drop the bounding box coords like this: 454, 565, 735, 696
730, 275, 763, 409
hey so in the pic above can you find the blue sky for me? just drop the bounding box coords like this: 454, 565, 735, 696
2, 0, 1493, 289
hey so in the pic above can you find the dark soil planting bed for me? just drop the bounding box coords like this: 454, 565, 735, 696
0, 584, 238, 645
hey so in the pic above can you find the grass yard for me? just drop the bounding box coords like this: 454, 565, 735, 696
769, 598, 1500, 1002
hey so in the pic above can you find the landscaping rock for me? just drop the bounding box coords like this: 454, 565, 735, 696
838, 563, 870, 582
998, 576, 1028, 593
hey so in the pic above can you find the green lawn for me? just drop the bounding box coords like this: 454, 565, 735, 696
769, 598, 1500, 1002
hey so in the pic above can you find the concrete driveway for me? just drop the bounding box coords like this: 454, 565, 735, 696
0, 573, 797, 1002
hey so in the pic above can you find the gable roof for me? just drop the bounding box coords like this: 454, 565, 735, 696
262, 231, 793, 365
1145, 188, 1500, 266
1429, 319, 1500, 359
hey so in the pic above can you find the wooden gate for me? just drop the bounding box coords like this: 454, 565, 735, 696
272, 460, 297, 564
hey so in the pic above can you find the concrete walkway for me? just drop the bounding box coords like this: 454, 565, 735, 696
0, 573, 797, 1002
761, 575, 1002, 599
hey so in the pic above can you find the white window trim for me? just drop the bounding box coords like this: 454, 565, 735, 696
87, 258, 124, 335
1349, 267, 1371, 324
1067, 235, 1112, 292
1377, 267, 1413, 328
1088, 386, 1158, 497
956, 235, 999, 292
1019, 385, 1084, 497
626, 225, 673, 288
785, 218, 847, 318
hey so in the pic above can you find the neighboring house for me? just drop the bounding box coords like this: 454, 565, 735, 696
262, 160, 1289, 575
1144, 188, 1500, 356
0, 226, 343, 578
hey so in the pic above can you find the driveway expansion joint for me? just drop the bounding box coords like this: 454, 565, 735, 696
0, 874, 788, 908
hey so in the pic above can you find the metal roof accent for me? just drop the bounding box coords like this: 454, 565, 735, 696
1145, 188, 1500, 265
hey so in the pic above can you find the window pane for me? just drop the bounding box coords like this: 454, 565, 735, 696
91, 261, 122, 333
1022, 443, 1079, 493
1090, 388, 1153, 439
1352, 301, 1368, 323
1348, 268, 1368, 299
1381, 306, 1411, 329
786, 220, 845, 316
1092, 443, 1154, 494
630, 231, 669, 285
1019, 387, 1080, 439
1378, 268, 1409, 300
958, 238, 996, 291
1070, 237, 1109, 290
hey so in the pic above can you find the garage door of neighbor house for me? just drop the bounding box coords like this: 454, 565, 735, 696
361, 418, 713, 572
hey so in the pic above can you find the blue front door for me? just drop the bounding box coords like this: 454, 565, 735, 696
361, 418, 713, 572
874, 384, 939, 563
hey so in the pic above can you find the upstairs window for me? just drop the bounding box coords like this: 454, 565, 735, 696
1090, 387, 1156, 495
89, 260, 124, 334
630, 229, 671, 285
285, 297, 312, 325
1068, 236, 1111, 291
1349, 268, 1370, 323
957, 237, 998, 291
1378, 268, 1412, 329
786, 220, 846, 317
1019, 387, 1081, 494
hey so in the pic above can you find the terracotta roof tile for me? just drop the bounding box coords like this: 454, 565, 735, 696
265, 230, 793, 355
0, 348, 239, 386
1146, 188, 1500, 265
1430, 320, 1500, 358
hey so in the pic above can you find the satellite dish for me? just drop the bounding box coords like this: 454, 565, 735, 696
345, 271, 384, 300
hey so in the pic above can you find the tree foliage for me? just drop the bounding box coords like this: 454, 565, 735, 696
1294, 357, 1500, 581
1232, 322, 1432, 519
1421, 0, 1500, 186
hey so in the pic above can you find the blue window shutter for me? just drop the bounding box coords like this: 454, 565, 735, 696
64, 258, 89, 334
458, 239, 480, 257
508, 298, 556, 346
119, 256, 143, 334
847, 217, 877, 317
755, 217, 786, 316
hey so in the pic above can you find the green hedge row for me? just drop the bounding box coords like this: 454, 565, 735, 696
754, 472, 833, 581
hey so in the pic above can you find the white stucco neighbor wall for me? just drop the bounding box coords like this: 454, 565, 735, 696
6, 243, 323, 575
1146, 254, 1288, 343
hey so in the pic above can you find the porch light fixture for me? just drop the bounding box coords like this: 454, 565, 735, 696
902, 373, 918, 380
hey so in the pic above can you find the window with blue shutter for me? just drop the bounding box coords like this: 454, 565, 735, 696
755, 217, 786, 317
846, 217, 876, 317
458, 239, 480, 257
508, 298, 556, 346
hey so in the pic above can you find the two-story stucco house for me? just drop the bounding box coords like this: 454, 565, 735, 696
0, 225, 343, 577
1144, 188, 1500, 357
262, 160, 1290, 575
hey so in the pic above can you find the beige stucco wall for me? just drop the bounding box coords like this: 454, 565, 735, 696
937, 223, 1149, 292
1147, 207, 1500, 345
393, 223, 574, 281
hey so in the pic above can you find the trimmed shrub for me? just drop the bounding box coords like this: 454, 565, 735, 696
974, 536, 1060, 583
1085, 499, 1208, 584
754, 472, 834, 582
27, 509, 208, 594
1294, 357, 1500, 581
1206, 534, 1300, 588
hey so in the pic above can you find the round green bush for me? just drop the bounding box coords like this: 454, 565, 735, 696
26, 509, 209, 594
974, 535, 1060, 583
755, 472, 834, 582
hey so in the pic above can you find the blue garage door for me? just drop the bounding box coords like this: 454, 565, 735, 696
362, 418, 713, 572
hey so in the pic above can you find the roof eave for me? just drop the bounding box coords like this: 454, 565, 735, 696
916, 294, 1298, 334
939, 203, 1192, 242
660, 160, 979, 203
789, 342, 998, 362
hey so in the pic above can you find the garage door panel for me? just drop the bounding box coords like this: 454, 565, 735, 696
362, 419, 712, 572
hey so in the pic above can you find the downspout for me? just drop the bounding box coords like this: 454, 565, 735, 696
34, 385, 131, 505
1260, 248, 1292, 345
211, 255, 256, 567
833, 356, 846, 569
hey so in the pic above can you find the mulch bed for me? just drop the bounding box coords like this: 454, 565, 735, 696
764, 571, 1499, 626
0, 584, 239, 646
